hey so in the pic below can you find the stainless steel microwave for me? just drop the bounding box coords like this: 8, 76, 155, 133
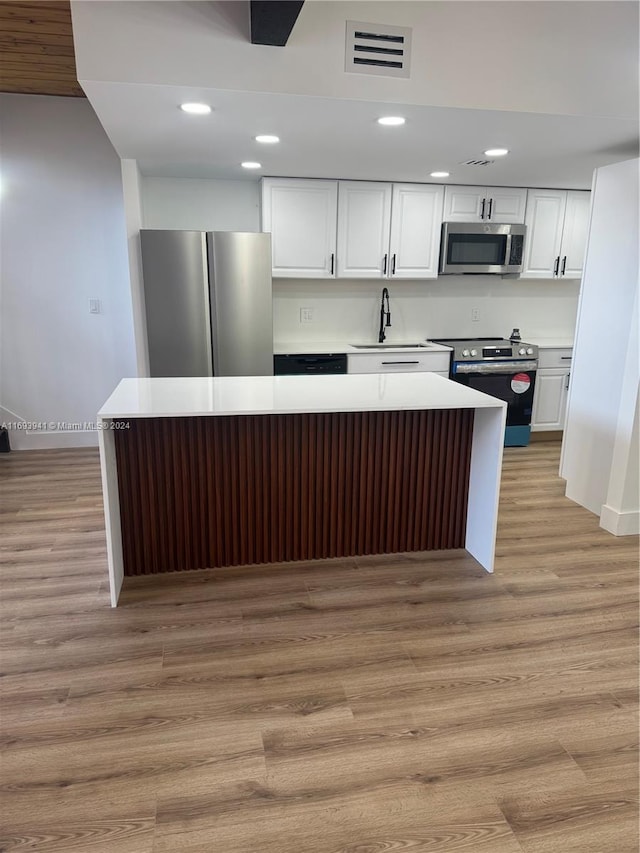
439, 222, 526, 275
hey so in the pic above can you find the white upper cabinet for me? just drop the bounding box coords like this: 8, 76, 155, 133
522, 189, 590, 279
337, 182, 392, 278
443, 186, 485, 221
560, 191, 591, 279
487, 187, 528, 223
443, 185, 527, 223
337, 181, 443, 280
388, 184, 444, 279
261, 178, 338, 278
522, 190, 566, 277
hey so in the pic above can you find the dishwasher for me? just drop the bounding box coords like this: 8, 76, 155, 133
274, 354, 348, 375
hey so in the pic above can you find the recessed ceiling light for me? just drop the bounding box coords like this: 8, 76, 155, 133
430, 171, 450, 178
241, 161, 262, 169
255, 135, 280, 144
180, 102, 211, 115
377, 116, 406, 126
484, 148, 509, 157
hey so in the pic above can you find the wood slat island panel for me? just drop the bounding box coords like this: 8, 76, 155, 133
114, 409, 474, 576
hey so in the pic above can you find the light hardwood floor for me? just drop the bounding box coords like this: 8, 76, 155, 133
0, 443, 638, 852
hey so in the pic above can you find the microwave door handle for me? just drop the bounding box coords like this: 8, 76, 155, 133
505, 233, 513, 265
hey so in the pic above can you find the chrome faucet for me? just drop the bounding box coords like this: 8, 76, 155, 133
378, 287, 391, 343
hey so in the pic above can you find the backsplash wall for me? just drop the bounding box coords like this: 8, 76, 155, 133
273, 276, 581, 343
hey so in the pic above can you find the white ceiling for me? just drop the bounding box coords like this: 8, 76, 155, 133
72, 1, 639, 189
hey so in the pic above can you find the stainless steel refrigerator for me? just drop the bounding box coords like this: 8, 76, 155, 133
140, 230, 273, 377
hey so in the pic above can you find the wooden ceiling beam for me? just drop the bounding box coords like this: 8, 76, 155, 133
250, 0, 304, 47
0, 1, 83, 97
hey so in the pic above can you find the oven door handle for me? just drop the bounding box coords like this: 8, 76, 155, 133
453, 361, 538, 374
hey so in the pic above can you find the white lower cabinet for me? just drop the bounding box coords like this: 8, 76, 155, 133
531, 347, 573, 431
347, 352, 450, 374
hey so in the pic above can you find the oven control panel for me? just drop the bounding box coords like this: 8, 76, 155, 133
482, 346, 513, 358
436, 339, 539, 363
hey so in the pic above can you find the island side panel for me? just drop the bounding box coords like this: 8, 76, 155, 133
112, 409, 474, 576
98, 418, 125, 606
465, 404, 507, 572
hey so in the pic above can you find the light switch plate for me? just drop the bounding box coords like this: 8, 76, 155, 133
89, 298, 101, 314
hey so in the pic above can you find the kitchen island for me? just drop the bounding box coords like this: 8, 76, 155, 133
98, 374, 506, 606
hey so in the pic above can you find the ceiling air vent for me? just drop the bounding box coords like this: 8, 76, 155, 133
345, 21, 412, 78
460, 159, 495, 166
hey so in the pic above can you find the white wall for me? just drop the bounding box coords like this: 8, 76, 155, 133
600, 282, 639, 535
121, 160, 149, 376
0, 94, 137, 449
561, 158, 639, 532
141, 177, 260, 232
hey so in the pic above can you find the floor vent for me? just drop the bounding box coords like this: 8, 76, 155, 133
460, 159, 496, 167
345, 21, 411, 78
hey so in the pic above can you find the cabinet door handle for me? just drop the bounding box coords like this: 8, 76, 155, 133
488, 198, 493, 220
382, 360, 420, 365
553, 256, 560, 276
392, 254, 396, 275
561, 256, 567, 276
565, 373, 571, 390
330, 253, 334, 275
480, 198, 486, 219
383, 253, 388, 275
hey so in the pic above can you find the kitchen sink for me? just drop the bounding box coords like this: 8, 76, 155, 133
351, 342, 432, 349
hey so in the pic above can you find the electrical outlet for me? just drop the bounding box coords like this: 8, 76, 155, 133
300, 307, 314, 324
471, 307, 480, 323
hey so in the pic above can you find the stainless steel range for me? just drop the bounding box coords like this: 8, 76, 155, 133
432, 337, 539, 446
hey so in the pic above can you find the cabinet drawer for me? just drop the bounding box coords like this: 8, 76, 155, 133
537, 348, 573, 369
348, 352, 450, 374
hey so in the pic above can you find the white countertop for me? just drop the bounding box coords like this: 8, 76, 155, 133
527, 336, 574, 349
98, 374, 506, 419
274, 338, 575, 353
274, 340, 452, 355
